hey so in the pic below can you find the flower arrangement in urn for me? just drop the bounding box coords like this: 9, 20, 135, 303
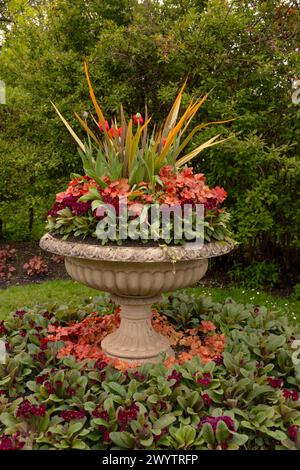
47, 63, 234, 246
40, 64, 235, 364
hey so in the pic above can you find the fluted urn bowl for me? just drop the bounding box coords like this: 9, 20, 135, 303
40, 234, 234, 363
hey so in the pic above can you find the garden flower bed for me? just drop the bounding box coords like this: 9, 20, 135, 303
0, 293, 300, 450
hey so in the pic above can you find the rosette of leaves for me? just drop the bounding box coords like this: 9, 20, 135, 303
51, 63, 234, 186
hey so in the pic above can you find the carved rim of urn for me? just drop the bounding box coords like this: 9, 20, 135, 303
40, 233, 234, 263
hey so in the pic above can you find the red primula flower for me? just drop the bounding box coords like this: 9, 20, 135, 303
267, 377, 283, 389
167, 370, 182, 385
197, 372, 212, 387
60, 410, 85, 422
0, 432, 24, 450
0, 321, 7, 335
283, 389, 299, 401
16, 399, 46, 418
202, 393, 212, 406
288, 425, 298, 441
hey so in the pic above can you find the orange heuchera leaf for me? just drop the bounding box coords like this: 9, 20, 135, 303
200, 320, 217, 333
177, 352, 194, 364
47, 307, 224, 366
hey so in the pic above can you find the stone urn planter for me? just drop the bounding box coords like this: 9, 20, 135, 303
40, 234, 233, 364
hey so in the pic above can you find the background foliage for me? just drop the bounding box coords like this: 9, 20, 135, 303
0, 0, 299, 282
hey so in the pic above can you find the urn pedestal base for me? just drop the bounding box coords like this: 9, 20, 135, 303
101, 295, 174, 364
39, 234, 234, 364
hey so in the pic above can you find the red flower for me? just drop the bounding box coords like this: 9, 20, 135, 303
267, 377, 282, 389
108, 127, 115, 139
117, 403, 139, 430
43, 311, 54, 320
167, 370, 182, 385
133, 371, 145, 381
288, 425, 298, 441
157, 400, 167, 411
44, 381, 55, 394
133, 113, 144, 125
117, 127, 122, 137
15, 310, 26, 317
41, 338, 51, 348
197, 372, 212, 388
283, 389, 299, 401
66, 386, 75, 396
94, 359, 108, 370
0, 321, 7, 335
0, 432, 24, 450
291, 390, 299, 401
98, 120, 109, 132
99, 426, 111, 442
92, 407, 109, 420
16, 399, 46, 418
35, 374, 48, 385
213, 355, 224, 365
202, 393, 212, 406
60, 410, 85, 422
100, 371, 106, 381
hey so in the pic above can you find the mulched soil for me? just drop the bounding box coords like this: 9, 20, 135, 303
0, 240, 69, 288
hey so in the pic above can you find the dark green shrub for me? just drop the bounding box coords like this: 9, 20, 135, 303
228, 261, 280, 289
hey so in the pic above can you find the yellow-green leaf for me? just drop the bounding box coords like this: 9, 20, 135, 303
74, 112, 100, 145
176, 134, 231, 167
51, 101, 85, 153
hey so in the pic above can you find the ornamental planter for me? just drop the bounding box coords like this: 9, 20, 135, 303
40, 234, 233, 364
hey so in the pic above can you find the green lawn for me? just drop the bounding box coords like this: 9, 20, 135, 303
0, 279, 299, 322
0, 280, 98, 320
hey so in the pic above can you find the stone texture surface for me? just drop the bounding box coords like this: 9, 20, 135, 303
40, 234, 234, 363
40, 233, 234, 263
64, 256, 208, 296
101, 295, 174, 363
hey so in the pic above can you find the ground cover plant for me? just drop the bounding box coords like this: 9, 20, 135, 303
0, 292, 300, 450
